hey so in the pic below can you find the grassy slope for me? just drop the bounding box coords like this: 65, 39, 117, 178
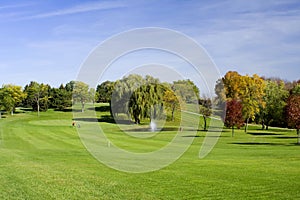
0, 105, 299, 199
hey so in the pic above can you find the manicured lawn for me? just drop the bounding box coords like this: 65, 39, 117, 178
0, 105, 299, 199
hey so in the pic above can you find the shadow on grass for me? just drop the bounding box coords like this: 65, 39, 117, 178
72, 117, 99, 122
231, 142, 298, 146
88, 105, 111, 112
101, 115, 116, 123
273, 136, 298, 139
19, 108, 33, 112
62, 108, 73, 112
247, 132, 283, 136
182, 135, 229, 138
14, 110, 26, 114
96, 106, 110, 112
253, 127, 293, 133
72, 109, 83, 112
182, 135, 202, 138
52, 108, 73, 112
126, 127, 179, 132
73, 115, 134, 124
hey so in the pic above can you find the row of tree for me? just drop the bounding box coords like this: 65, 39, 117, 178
0, 81, 94, 116
96, 74, 199, 124
216, 71, 300, 139
0, 72, 298, 140
0, 76, 200, 124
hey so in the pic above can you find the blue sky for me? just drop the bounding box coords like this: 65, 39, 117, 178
0, 0, 299, 92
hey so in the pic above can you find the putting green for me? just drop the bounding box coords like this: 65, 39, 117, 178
28, 119, 72, 126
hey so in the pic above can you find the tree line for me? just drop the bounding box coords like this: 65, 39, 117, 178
216, 71, 300, 140
0, 75, 200, 124
0, 81, 93, 117
0, 72, 299, 142
97, 74, 199, 124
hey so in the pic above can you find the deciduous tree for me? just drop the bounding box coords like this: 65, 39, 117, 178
24, 81, 49, 116
96, 81, 115, 103
259, 80, 288, 129
0, 84, 26, 115
199, 97, 212, 131
73, 81, 90, 112
222, 71, 242, 100
286, 95, 300, 144
163, 88, 182, 121
291, 84, 300, 95
172, 79, 200, 103
239, 74, 265, 132
224, 99, 244, 137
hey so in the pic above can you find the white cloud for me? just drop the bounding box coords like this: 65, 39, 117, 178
26, 1, 125, 19
0, 3, 33, 10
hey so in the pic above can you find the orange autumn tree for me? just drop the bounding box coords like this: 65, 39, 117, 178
220, 71, 266, 133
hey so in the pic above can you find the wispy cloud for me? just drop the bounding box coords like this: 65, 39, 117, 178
26, 1, 125, 19
0, 3, 33, 10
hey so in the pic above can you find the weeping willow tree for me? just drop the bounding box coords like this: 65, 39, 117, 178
111, 74, 165, 124
129, 82, 165, 124
110, 74, 200, 124
111, 74, 145, 119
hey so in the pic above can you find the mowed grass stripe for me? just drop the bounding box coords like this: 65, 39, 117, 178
4, 123, 79, 150
0, 106, 299, 199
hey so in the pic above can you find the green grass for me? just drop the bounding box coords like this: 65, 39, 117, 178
0, 104, 299, 199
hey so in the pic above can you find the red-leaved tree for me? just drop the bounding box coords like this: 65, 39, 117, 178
224, 99, 244, 137
286, 95, 300, 144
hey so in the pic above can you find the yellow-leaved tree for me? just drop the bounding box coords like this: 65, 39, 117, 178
239, 74, 266, 132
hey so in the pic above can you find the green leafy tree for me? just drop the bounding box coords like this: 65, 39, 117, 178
214, 78, 226, 107
96, 81, 115, 103
111, 74, 166, 124
199, 97, 212, 131
73, 81, 90, 112
0, 84, 26, 115
0, 88, 14, 115
291, 84, 300, 95
49, 84, 72, 111
286, 94, 300, 144
172, 79, 200, 103
24, 81, 49, 116
65, 81, 76, 92
112, 74, 145, 118
259, 80, 288, 129
128, 77, 165, 124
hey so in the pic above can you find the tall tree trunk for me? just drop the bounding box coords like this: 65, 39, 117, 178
81, 102, 84, 112
261, 120, 265, 130
232, 126, 234, 137
171, 107, 175, 121
11, 110, 13, 115
244, 118, 249, 133
109, 101, 114, 118
134, 115, 140, 124
203, 116, 207, 131
37, 100, 40, 117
